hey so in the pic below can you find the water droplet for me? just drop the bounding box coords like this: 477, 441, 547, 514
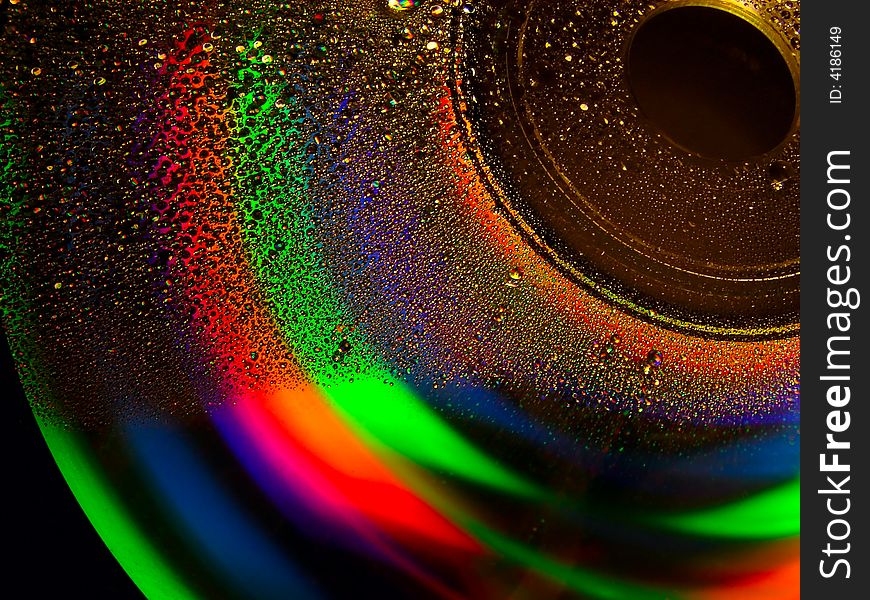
646, 349, 663, 367
768, 161, 792, 190
493, 306, 506, 323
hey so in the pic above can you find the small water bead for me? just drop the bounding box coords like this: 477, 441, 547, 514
768, 161, 793, 190
646, 349, 663, 368
332, 339, 352, 363
493, 306, 506, 323
592, 340, 615, 361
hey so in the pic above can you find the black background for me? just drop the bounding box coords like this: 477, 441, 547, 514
2, 334, 143, 598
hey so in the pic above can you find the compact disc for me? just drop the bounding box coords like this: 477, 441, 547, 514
1, 1, 800, 598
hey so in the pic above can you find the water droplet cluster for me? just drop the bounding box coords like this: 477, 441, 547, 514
0, 0, 798, 441
455, 0, 800, 323
0, 2, 799, 597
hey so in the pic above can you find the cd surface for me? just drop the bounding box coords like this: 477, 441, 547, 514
1, 0, 799, 598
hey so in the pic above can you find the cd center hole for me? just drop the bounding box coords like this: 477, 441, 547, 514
628, 5, 797, 160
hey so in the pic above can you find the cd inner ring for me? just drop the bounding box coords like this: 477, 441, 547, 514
625, 0, 800, 161
452, 0, 801, 337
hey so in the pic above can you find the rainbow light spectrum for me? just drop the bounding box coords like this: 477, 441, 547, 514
1, 2, 799, 599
